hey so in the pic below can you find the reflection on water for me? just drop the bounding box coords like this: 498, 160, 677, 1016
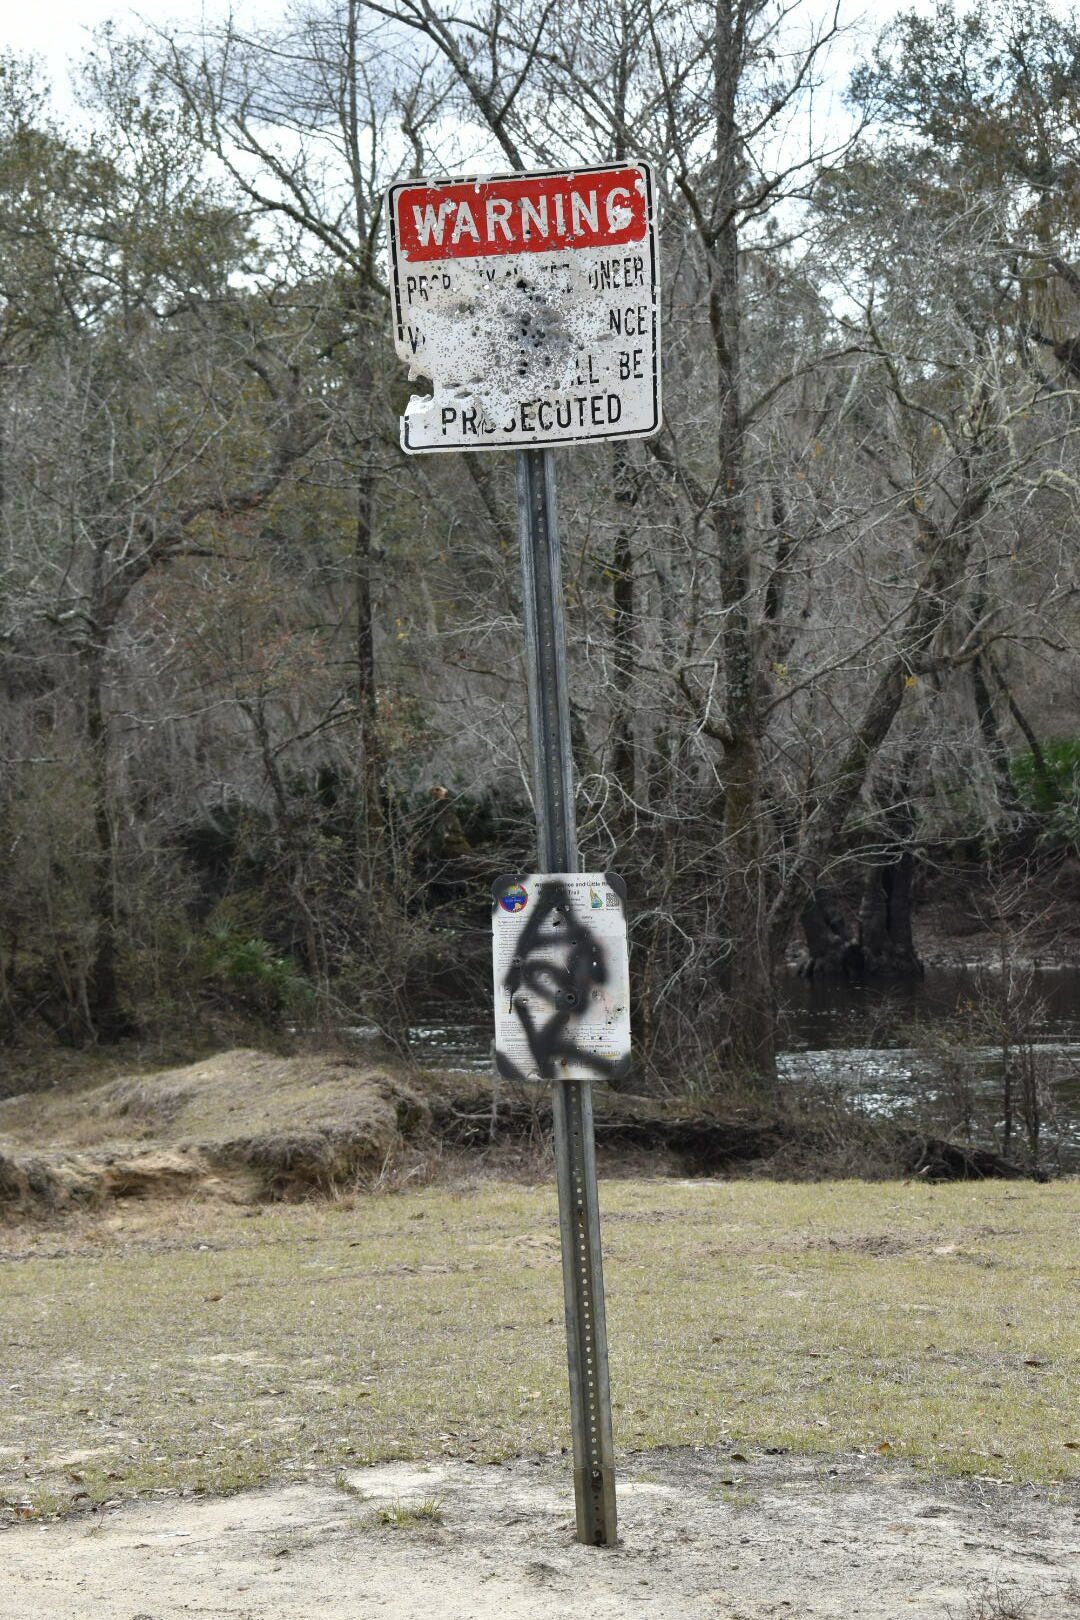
778, 962, 1080, 1051
777, 1045, 1080, 1171
777, 964, 1080, 1172
374, 964, 1080, 1172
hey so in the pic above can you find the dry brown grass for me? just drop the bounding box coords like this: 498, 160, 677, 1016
1, 1177, 1077, 1522
0, 1051, 430, 1203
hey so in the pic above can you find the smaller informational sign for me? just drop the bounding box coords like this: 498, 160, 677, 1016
386, 163, 660, 454
492, 873, 630, 1083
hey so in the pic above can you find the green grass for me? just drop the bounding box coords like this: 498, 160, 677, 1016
372, 1496, 445, 1526
1, 1177, 1078, 1518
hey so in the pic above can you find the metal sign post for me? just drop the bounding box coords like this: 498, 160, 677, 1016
515, 445, 617, 1546
386, 160, 661, 1549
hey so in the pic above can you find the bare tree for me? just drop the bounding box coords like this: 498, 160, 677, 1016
0, 50, 319, 1039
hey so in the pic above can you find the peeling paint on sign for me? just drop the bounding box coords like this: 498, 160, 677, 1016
387, 164, 660, 453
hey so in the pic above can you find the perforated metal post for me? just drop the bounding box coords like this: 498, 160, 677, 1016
516, 446, 617, 1546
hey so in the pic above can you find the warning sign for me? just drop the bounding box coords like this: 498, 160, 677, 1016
387, 163, 660, 454
492, 873, 631, 1083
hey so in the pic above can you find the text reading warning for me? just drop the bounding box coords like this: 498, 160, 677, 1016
395, 168, 648, 262
387, 161, 660, 452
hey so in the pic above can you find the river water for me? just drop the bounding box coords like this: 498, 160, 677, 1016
776, 964, 1080, 1173
399, 963, 1080, 1174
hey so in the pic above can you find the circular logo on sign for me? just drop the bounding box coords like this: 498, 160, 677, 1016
499, 884, 529, 913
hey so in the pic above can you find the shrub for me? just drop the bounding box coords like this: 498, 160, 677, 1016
197, 924, 313, 1023
1010, 738, 1080, 844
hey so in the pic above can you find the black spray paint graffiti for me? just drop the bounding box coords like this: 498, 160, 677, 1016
494, 879, 626, 1083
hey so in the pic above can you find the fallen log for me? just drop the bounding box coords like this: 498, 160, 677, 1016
900, 1133, 1027, 1181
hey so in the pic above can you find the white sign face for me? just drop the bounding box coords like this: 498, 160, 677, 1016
492, 873, 630, 1083
387, 164, 660, 453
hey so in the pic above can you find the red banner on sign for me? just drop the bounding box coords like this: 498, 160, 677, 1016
394, 167, 648, 262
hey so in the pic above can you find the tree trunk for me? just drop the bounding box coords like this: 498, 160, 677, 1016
241, 696, 327, 985
972, 652, 1021, 815
610, 442, 637, 825
707, 9, 779, 1082
354, 462, 384, 879
766, 433, 992, 959
719, 730, 776, 1078
986, 654, 1052, 808
352, 451, 412, 1052
799, 887, 855, 978
857, 847, 922, 975
81, 635, 134, 1042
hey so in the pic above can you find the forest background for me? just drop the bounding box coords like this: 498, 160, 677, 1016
4, 0, 1080, 1093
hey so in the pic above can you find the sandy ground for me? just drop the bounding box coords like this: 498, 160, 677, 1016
2, 1449, 1078, 1619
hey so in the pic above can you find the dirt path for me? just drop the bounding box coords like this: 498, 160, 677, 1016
3, 1450, 1078, 1619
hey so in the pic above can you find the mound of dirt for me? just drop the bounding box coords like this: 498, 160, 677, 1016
1, 1048, 1032, 1221
0, 1050, 429, 1215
